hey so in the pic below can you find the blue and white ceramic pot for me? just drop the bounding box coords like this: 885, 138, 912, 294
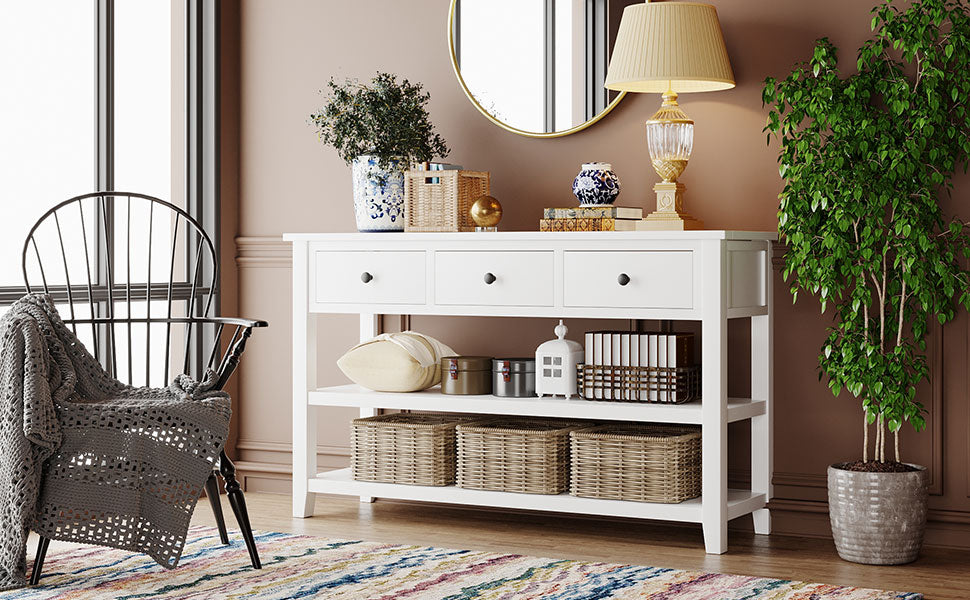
572, 162, 621, 206
352, 155, 405, 232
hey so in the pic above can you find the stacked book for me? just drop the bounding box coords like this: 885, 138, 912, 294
539, 206, 643, 231
583, 331, 695, 402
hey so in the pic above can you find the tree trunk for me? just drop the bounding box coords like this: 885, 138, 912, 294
876, 413, 886, 462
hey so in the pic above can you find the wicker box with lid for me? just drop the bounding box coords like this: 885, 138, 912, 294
570, 423, 701, 503
352, 413, 480, 486
404, 170, 490, 232
456, 418, 591, 494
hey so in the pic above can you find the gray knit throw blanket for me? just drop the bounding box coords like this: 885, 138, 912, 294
0, 294, 231, 590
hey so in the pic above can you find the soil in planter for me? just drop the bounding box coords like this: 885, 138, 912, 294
837, 460, 919, 473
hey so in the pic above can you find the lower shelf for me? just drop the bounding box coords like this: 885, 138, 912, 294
310, 468, 766, 524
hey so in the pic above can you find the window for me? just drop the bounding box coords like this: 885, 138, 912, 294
0, 1, 95, 288
0, 0, 219, 382
454, 0, 634, 133
115, 0, 186, 203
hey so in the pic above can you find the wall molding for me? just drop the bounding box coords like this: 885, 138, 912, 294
236, 438, 349, 458
235, 236, 290, 268
771, 239, 945, 496
929, 323, 945, 496
771, 241, 786, 269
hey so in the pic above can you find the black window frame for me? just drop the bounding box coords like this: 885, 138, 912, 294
3, 0, 221, 377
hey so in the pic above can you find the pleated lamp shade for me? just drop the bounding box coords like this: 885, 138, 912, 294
605, 2, 735, 94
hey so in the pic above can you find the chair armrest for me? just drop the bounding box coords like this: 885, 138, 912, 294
207, 317, 266, 390
197, 316, 269, 329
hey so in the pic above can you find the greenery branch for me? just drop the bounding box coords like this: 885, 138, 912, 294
763, 0, 970, 464
310, 72, 449, 175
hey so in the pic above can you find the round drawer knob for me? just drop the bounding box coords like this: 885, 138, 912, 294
484, 272, 497, 285
361, 272, 374, 283
617, 273, 631, 286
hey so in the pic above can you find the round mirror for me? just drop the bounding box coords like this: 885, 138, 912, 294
448, 0, 636, 138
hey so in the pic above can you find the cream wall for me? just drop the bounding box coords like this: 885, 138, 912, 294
226, 0, 970, 546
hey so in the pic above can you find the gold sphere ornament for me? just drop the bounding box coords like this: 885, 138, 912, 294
469, 195, 503, 230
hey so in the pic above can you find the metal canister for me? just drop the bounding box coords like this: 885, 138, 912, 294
492, 358, 536, 398
440, 356, 493, 395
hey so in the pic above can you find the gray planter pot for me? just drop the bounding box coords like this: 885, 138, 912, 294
827, 463, 928, 565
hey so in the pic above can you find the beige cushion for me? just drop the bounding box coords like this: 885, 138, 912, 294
337, 332, 455, 392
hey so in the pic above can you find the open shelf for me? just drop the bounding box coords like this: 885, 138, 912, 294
310, 468, 766, 523
308, 384, 765, 424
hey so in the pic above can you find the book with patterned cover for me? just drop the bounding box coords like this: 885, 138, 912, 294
538, 217, 638, 231
543, 206, 643, 219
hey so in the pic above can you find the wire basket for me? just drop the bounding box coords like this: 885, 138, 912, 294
570, 423, 702, 503
577, 364, 701, 404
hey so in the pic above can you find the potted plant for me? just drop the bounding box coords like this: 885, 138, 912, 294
763, 0, 970, 564
310, 72, 449, 232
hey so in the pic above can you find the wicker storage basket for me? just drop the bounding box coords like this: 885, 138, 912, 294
570, 423, 701, 503
577, 364, 701, 404
404, 170, 490, 232
457, 418, 590, 494
352, 413, 479, 486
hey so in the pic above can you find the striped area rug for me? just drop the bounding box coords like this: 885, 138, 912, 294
3, 527, 921, 599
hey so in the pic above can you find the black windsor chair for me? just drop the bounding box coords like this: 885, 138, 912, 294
21, 191, 266, 583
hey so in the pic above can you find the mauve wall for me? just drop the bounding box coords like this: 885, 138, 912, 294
224, 0, 970, 547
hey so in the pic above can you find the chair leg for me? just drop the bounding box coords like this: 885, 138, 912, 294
204, 472, 230, 545
219, 450, 261, 569
29, 535, 50, 585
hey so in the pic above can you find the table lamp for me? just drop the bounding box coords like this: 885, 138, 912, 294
605, 1, 734, 230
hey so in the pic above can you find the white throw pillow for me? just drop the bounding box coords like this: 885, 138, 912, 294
336, 332, 456, 392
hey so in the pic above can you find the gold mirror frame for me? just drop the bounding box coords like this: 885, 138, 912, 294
447, 0, 626, 139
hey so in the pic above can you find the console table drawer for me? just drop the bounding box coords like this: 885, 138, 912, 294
312, 250, 426, 305
563, 251, 694, 309
435, 251, 555, 306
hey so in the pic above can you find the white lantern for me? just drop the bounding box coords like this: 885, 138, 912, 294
535, 320, 584, 398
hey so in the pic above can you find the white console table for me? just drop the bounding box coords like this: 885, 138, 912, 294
286, 231, 775, 554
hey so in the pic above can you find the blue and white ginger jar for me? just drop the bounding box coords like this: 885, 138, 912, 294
352, 155, 405, 232
572, 162, 621, 206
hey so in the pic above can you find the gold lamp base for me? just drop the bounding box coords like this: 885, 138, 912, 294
637, 182, 705, 231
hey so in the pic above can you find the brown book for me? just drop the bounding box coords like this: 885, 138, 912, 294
538, 217, 639, 232
667, 332, 695, 367
667, 332, 695, 402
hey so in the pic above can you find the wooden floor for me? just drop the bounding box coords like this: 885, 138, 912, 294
185, 492, 969, 600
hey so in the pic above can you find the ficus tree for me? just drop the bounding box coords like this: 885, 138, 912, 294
763, 0, 970, 464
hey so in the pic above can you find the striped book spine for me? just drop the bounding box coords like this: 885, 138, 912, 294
539, 217, 636, 231
543, 206, 643, 219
